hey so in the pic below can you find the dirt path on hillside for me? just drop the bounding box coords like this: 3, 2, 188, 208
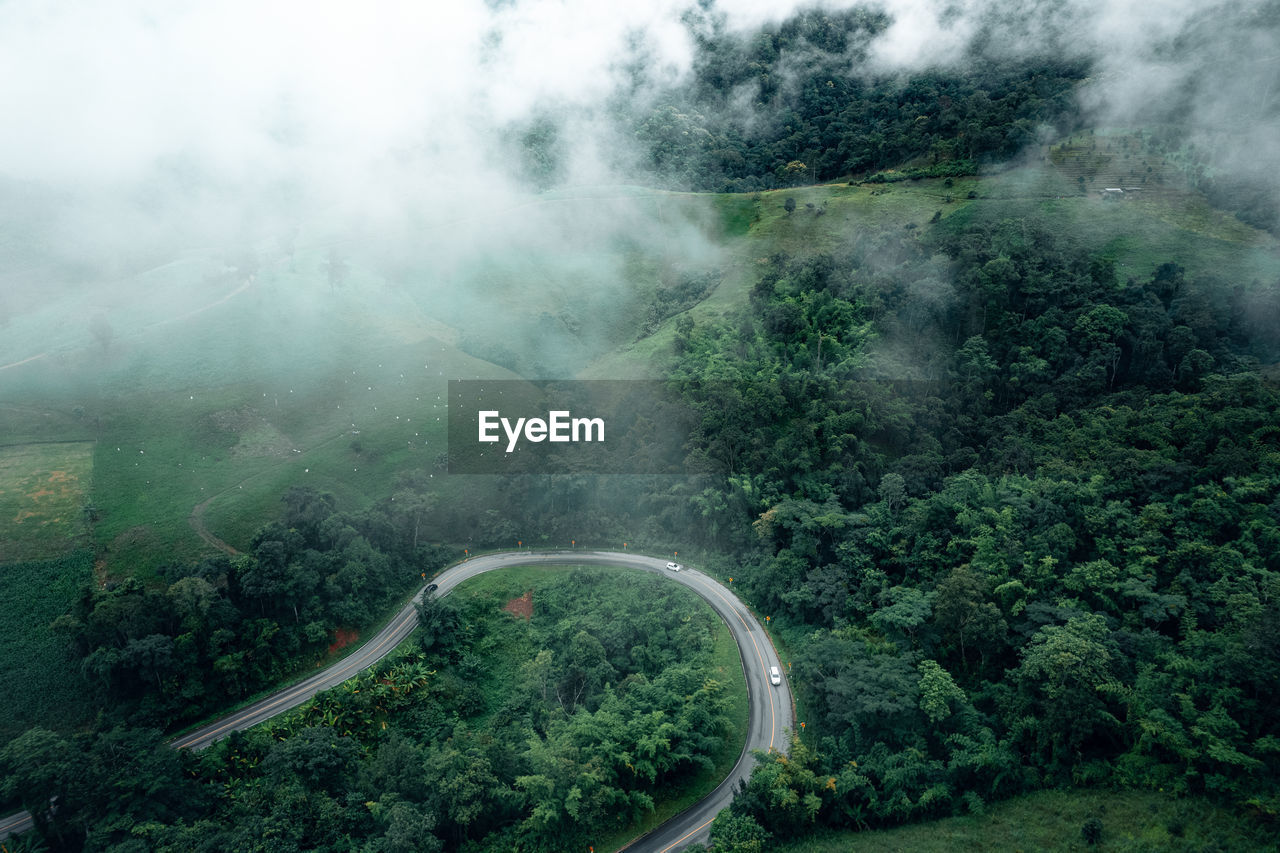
0, 352, 49, 372
142, 276, 255, 334
189, 491, 242, 556
186, 426, 358, 557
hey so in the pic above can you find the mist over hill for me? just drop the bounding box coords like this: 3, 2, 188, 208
1, 0, 1278, 387
2, 3, 1280, 852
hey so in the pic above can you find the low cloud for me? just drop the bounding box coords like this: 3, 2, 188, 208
1, 0, 1275, 374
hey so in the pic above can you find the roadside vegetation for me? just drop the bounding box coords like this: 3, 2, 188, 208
3, 566, 746, 852
48, 486, 453, 730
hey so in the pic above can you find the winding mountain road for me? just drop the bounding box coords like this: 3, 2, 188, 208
1, 550, 793, 851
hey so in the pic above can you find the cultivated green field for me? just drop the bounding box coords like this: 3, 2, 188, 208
0, 440, 94, 562
0, 550, 95, 739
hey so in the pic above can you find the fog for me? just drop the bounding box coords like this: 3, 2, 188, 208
0, 1, 766, 384
874, 0, 1280, 210
0, 0, 1275, 386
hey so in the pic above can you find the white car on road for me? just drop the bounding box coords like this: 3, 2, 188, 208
770, 666, 781, 685
666, 561, 682, 571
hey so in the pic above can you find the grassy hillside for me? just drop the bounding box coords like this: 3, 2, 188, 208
3, 155, 1278, 574
588, 159, 1280, 379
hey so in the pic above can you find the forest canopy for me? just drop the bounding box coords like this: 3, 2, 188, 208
668, 219, 1280, 849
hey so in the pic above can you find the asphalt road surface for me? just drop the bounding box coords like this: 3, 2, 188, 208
1, 550, 794, 850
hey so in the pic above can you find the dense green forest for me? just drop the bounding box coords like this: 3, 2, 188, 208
47, 484, 453, 728
513, 9, 1088, 193
312, 209, 1279, 850
4, 568, 737, 852
624, 7, 1086, 192
662, 221, 1280, 849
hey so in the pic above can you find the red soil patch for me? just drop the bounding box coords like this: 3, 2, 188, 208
328, 627, 359, 656
27, 471, 77, 504
503, 590, 533, 620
